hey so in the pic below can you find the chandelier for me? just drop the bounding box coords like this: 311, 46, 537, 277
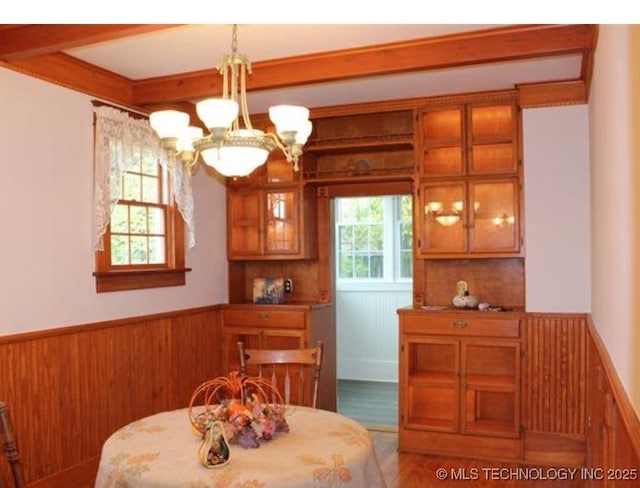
149, 25, 312, 177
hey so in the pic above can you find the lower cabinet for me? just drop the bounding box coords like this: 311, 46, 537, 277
398, 309, 523, 461
220, 303, 336, 411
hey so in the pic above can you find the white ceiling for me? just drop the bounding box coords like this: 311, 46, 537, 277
64, 24, 583, 113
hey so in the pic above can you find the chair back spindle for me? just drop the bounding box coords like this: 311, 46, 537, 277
0, 402, 26, 488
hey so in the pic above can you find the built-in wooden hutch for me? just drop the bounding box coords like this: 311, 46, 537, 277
221, 88, 636, 469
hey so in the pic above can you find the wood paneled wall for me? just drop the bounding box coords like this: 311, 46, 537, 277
586, 318, 640, 486
0, 306, 221, 488
522, 314, 588, 466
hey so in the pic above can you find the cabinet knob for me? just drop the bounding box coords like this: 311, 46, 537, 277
452, 320, 468, 329
257, 312, 270, 319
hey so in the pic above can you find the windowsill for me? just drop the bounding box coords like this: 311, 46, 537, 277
93, 268, 192, 293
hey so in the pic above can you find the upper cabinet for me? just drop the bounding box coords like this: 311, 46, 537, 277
227, 156, 317, 260
415, 98, 522, 258
418, 101, 519, 178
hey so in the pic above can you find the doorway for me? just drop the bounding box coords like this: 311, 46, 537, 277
333, 194, 413, 429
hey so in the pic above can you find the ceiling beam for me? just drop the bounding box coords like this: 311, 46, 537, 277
4, 53, 134, 107
0, 24, 182, 61
132, 24, 597, 106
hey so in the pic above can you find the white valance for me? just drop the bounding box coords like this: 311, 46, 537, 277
92, 105, 195, 251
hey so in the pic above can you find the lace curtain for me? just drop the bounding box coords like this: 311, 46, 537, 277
92, 105, 195, 251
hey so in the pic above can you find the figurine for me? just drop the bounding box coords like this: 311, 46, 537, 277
452, 281, 479, 309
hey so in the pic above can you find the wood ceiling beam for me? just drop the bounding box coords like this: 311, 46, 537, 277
132, 24, 597, 106
3, 53, 134, 107
0, 24, 182, 61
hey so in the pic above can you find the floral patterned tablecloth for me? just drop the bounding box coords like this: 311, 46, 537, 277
94, 405, 386, 488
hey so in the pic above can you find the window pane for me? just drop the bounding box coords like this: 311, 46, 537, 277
141, 151, 159, 176
400, 222, 413, 249
111, 204, 129, 233
369, 224, 383, 250
353, 225, 369, 249
130, 236, 148, 264
149, 236, 166, 264
148, 207, 165, 234
354, 254, 369, 278
129, 150, 141, 173
122, 173, 141, 201
141, 176, 159, 203
111, 235, 129, 265
400, 250, 413, 278
370, 253, 384, 278
339, 226, 353, 251
130, 206, 147, 234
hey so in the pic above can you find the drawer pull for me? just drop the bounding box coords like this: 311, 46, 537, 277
452, 320, 468, 329
257, 312, 270, 319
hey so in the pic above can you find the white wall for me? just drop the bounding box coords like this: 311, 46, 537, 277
589, 24, 640, 413
0, 67, 228, 335
523, 105, 591, 312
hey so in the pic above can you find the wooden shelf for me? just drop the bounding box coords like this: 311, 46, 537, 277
302, 167, 414, 184
465, 374, 515, 392
409, 371, 456, 387
306, 133, 414, 153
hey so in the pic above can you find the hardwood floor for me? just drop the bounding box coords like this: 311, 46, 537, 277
371, 431, 583, 488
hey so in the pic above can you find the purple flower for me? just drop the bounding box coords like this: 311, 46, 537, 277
237, 426, 260, 448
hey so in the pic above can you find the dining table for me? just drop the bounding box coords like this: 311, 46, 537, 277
94, 404, 387, 488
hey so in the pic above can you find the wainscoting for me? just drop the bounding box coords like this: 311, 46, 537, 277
0, 306, 222, 488
336, 288, 411, 382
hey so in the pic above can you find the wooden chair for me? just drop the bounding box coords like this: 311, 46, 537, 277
0, 402, 25, 488
237, 341, 323, 408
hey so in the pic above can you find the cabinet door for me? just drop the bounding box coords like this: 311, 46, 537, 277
418, 182, 467, 255
419, 106, 465, 177
228, 190, 262, 257
460, 340, 520, 438
265, 188, 299, 255
468, 102, 518, 175
401, 335, 459, 432
266, 158, 297, 184
468, 179, 520, 253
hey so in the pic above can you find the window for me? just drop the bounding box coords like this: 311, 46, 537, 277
336, 195, 412, 284
93, 105, 189, 292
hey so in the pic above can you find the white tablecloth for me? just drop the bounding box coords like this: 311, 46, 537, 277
94, 405, 386, 488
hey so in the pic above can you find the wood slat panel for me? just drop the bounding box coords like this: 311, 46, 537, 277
523, 314, 587, 434
0, 306, 220, 487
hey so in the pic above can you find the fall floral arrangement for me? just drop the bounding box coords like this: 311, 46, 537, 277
189, 371, 289, 449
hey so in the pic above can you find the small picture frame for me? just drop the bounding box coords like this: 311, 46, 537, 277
252, 278, 285, 304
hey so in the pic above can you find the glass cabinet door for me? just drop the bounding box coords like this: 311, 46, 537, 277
265, 188, 299, 254
228, 191, 262, 256
468, 179, 519, 253
420, 106, 465, 177
419, 182, 467, 254
468, 103, 518, 175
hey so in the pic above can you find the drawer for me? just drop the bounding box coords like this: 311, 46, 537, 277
222, 309, 306, 329
402, 314, 520, 338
